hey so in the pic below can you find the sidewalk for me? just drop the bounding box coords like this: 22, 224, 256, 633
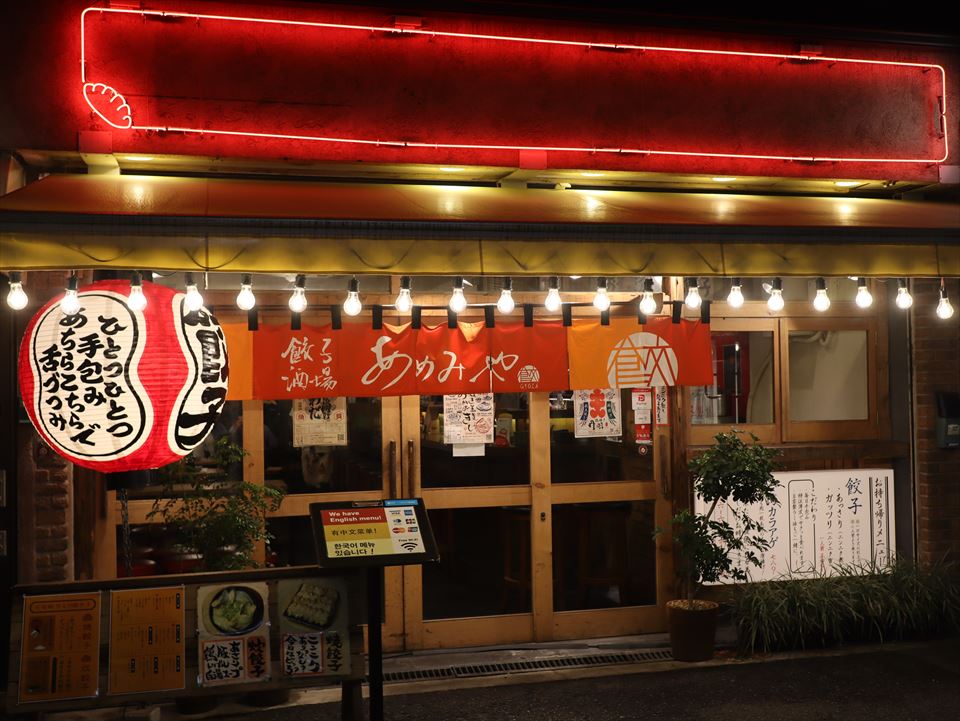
211, 638, 959, 721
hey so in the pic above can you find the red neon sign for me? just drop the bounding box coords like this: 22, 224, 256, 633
80, 7, 949, 164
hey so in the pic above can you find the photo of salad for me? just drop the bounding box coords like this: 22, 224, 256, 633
207, 586, 264, 635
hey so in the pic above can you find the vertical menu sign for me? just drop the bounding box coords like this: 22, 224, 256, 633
278, 577, 351, 678
108, 587, 186, 694
197, 583, 271, 686
18, 592, 101, 703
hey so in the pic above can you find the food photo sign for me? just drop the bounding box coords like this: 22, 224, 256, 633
196, 583, 271, 686
277, 577, 351, 677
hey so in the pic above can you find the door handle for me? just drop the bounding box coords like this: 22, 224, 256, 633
388, 440, 398, 498
406, 439, 416, 498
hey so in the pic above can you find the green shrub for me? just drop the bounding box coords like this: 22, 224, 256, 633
731, 558, 960, 655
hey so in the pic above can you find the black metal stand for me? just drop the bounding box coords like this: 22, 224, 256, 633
366, 566, 385, 721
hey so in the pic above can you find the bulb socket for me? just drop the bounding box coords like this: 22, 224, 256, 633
67, 275, 79, 292
241, 273, 252, 286
131, 271, 143, 287
772, 277, 783, 292
348, 277, 359, 293
816, 277, 826, 291
502, 277, 513, 291
400, 276, 411, 291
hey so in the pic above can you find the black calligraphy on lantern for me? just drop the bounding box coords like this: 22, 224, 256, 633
173, 307, 229, 453
29, 294, 147, 459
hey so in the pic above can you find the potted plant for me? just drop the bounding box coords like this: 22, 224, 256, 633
148, 437, 284, 572
659, 429, 780, 661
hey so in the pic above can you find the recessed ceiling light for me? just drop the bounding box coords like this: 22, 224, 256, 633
712, 177, 737, 182
834, 181, 861, 187
580, 172, 605, 177
123, 155, 154, 162
439, 167, 465, 172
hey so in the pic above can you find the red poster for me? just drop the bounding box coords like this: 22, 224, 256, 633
414, 323, 491, 396
490, 321, 569, 392
253, 324, 341, 399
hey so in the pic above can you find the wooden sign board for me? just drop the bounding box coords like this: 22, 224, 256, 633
310, 499, 439, 568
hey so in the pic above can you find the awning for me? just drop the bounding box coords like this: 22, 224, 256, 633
1, 174, 957, 276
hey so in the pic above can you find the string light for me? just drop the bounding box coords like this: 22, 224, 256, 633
184, 272, 204, 312
497, 278, 515, 314
726, 278, 744, 309
544, 277, 562, 312
61, 275, 81, 316
895, 278, 913, 310
288, 274, 308, 313
343, 277, 362, 316
127, 271, 147, 311
937, 280, 955, 320
236, 274, 256, 310
854, 277, 873, 308
684, 278, 702, 310
395, 276, 412, 313
449, 277, 468, 314
813, 277, 831, 312
593, 278, 611, 311
5, 272, 27, 310
639, 278, 657, 316
767, 278, 784, 312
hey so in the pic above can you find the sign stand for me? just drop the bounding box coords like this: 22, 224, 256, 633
310, 498, 439, 721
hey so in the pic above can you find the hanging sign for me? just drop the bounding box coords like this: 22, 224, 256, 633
293, 398, 348, 447
573, 388, 622, 438
108, 587, 186, 695
698, 469, 896, 583
443, 393, 495, 444
277, 577, 351, 677
567, 317, 712, 389
197, 583, 271, 686
18, 280, 228, 473
489, 320, 569, 392
632, 388, 653, 444
253, 324, 341, 399
18, 592, 101, 703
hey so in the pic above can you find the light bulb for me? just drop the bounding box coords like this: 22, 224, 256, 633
395, 288, 412, 313
184, 273, 204, 312
855, 279, 873, 308
767, 278, 784, 312
726, 278, 744, 309
289, 275, 308, 313
684, 281, 701, 310
937, 289, 954, 320
5, 273, 27, 310
236, 275, 256, 310
639, 291, 657, 316
895, 280, 913, 310
449, 288, 467, 313
288, 288, 307, 313
61, 276, 81, 316
128, 273, 147, 312
593, 279, 610, 311
813, 289, 830, 312
343, 291, 362, 316
544, 277, 562, 312
497, 288, 515, 314
812, 278, 830, 312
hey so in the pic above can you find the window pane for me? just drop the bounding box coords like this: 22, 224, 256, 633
550, 389, 653, 483
553, 501, 657, 610
420, 394, 530, 488
789, 329, 869, 421
691, 331, 774, 425
263, 398, 382, 493
423, 507, 531, 618
267, 517, 317, 567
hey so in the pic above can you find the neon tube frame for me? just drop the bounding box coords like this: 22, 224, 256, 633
80, 7, 949, 164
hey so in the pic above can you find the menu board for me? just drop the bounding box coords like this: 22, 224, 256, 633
19, 592, 101, 703
196, 583, 271, 686
310, 499, 439, 568
108, 587, 185, 695
697, 469, 896, 583
293, 397, 348, 447
573, 388, 622, 438
277, 577, 351, 677
443, 393, 494, 444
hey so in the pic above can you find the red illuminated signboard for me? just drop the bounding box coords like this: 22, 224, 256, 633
79, 6, 948, 165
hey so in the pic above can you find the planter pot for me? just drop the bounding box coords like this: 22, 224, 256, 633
667, 599, 719, 662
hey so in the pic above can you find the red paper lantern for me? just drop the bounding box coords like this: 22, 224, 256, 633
18, 280, 229, 472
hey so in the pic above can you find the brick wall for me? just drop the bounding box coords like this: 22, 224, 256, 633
911, 277, 960, 566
